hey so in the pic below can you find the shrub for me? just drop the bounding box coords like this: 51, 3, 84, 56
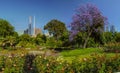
0, 56, 5, 71
103, 32, 115, 44
87, 38, 99, 48
35, 34, 47, 45
115, 32, 120, 42
34, 38, 44, 45
0, 36, 17, 49
3, 54, 25, 73
46, 37, 62, 49
104, 42, 120, 53
33, 56, 71, 73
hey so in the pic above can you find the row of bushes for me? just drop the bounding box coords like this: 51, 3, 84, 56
33, 54, 120, 73
0, 34, 47, 49
104, 42, 120, 53
0, 34, 69, 50
0, 54, 120, 73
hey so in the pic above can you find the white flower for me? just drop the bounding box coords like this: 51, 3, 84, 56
46, 63, 49, 67
39, 56, 41, 58
83, 58, 87, 61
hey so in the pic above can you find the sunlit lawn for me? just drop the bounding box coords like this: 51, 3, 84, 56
60, 48, 119, 63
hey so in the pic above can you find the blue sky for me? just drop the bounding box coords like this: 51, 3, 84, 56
0, 0, 120, 33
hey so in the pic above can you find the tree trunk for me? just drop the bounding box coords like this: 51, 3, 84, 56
83, 36, 89, 48
83, 31, 92, 48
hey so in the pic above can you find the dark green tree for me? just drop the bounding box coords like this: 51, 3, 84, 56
18, 34, 31, 42
114, 32, 120, 42
1, 36, 17, 49
35, 34, 47, 45
103, 32, 115, 44
16, 34, 32, 47
44, 19, 67, 40
0, 19, 15, 37
59, 31, 70, 47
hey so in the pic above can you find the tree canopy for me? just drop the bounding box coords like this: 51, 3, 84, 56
0, 19, 15, 37
70, 3, 107, 48
44, 19, 67, 40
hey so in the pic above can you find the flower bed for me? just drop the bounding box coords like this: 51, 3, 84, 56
0, 54, 25, 73
33, 54, 120, 73
0, 54, 120, 73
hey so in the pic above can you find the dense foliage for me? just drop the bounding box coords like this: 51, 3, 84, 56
44, 19, 67, 40
0, 55, 25, 73
0, 19, 16, 37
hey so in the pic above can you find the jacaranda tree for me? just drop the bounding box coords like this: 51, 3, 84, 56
70, 3, 107, 48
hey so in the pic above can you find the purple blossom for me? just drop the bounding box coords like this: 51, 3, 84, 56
69, 30, 79, 41
70, 3, 107, 41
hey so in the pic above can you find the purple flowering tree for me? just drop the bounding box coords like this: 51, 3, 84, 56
70, 3, 107, 48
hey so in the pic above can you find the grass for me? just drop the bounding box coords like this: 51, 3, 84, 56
60, 48, 119, 63
61, 48, 103, 57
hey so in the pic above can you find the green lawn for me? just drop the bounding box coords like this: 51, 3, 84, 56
60, 48, 118, 63
61, 48, 103, 57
